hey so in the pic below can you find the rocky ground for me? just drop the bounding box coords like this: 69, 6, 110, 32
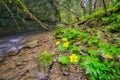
0, 30, 87, 80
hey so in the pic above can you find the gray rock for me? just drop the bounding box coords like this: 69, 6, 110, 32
36, 72, 47, 79
23, 40, 39, 48
73, 42, 81, 46
0, 55, 4, 62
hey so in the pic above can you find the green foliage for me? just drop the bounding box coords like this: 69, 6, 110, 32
80, 55, 120, 80
103, 60, 120, 79
88, 50, 99, 56
64, 29, 81, 40
58, 55, 70, 64
55, 27, 120, 80
102, 13, 120, 23
115, 39, 120, 43
80, 9, 104, 21
80, 56, 110, 80
99, 42, 120, 56
114, 0, 120, 5
54, 27, 66, 39
69, 45, 79, 53
38, 51, 54, 67
55, 28, 89, 52
88, 36, 99, 45
102, 13, 120, 32
58, 44, 67, 51
77, 32, 89, 41
89, 9, 104, 19
55, 27, 89, 41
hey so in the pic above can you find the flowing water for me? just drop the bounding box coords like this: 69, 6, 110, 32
0, 36, 26, 61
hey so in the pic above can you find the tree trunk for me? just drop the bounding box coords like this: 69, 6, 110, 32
102, 0, 107, 12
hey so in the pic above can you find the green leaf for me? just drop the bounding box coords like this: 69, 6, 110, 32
69, 45, 79, 53
58, 44, 67, 51
38, 51, 54, 67
88, 50, 97, 56
58, 55, 70, 64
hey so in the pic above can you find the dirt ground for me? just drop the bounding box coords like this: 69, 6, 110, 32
0, 30, 87, 80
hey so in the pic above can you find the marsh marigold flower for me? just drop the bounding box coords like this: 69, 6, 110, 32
62, 38, 67, 41
63, 42, 69, 48
105, 53, 113, 59
69, 54, 78, 63
56, 41, 60, 45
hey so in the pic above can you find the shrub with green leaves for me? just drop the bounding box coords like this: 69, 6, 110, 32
55, 27, 120, 80
102, 13, 120, 32
88, 36, 99, 45
80, 56, 110, 80
58, 55, 70, 64
38, 51, 54, 67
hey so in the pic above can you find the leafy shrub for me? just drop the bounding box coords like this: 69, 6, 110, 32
55, 27, 120, 80
80, 56, 110, 80
58, 55, 70, 64
38, 51, 54, 67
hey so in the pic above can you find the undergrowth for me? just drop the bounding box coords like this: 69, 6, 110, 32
102, 13, 120, 32
54, 27, 120, 80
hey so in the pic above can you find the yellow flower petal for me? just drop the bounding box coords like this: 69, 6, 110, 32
62, 38, 67, 41
69, 54, 78, 63
105, 53, 113, 59
56, 41, 60, 45
63, 42, 69, 48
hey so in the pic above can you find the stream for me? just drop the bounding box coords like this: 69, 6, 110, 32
0, 35, 26, 61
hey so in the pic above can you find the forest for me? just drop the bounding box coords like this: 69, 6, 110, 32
0, 0, 120, 80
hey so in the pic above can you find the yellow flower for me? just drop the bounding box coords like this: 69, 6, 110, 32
63, 42, 69, 48
62, 38, 67, 41
69, 54, 78, 63
56, 41, 60, 45
105, 53, 113, 59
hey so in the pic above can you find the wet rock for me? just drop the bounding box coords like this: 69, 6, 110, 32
9, 50, 19, 56
49, 63, 68, 80
23, 40, 39, 48
0, 55, 4, 62
36, 72, 47, 79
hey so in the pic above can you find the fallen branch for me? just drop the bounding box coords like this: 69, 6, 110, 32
23, 9, 49, 30
13, 0, 49, 30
